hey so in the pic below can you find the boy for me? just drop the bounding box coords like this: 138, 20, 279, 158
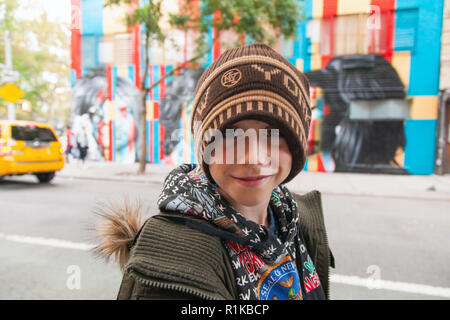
96, 43, 334, 300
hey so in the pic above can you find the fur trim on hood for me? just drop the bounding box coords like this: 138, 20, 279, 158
93, 199, 144, 269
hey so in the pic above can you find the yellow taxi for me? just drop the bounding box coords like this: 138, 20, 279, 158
0, 120, 65, 183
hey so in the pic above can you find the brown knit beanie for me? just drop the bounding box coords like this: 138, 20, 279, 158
190, 43, 312, 185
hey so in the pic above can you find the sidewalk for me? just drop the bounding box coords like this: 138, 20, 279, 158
58, 161, 450, 201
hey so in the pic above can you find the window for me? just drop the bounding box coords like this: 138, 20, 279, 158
114, 33, 132, 66
334, 14, 368, 55
98, 40, 114, 64
82, 35, 101, 70
367, 11, 392, 54
319, 18, 332, 55
317, 14, 369, 56
11, 126, 57, 142
394, 9, 418, 51
312, 11, 397, 57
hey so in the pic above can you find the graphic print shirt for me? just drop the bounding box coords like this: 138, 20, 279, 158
265, 205, 325, 300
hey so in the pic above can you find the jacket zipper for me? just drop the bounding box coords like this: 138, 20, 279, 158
129, 270, 220, 300
321, 218, 331, 300
313, 190, 332, 300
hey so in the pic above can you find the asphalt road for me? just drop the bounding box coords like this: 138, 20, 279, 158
0, 174, 449, 300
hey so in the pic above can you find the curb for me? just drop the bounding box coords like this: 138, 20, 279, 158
56, 172, 450, 201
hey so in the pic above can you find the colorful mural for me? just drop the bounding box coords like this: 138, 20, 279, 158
71, 67, 140, 163
305, 54, 408, 173
70, 0, 445, 174
285, 0, 444, 174
70, 0, 199, 165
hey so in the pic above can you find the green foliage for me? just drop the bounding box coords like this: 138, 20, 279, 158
0, 0, 70, 123
105, 0, 164, 42
107, 0, 304, 73
170, 0, 304, 57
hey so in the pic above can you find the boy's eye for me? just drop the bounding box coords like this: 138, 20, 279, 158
267, 129, 280, 137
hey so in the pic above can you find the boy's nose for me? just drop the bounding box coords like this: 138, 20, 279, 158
241, 137, 272, 166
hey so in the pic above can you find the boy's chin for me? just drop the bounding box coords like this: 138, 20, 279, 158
229, 191, 272, 207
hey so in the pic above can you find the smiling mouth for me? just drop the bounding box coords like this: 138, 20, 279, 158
232, 175, 272, 187
235, 176, 269, 181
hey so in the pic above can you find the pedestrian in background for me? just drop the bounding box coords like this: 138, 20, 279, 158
76, 125, 89, 167
64, 125, 75, 163
95, 43, 334, 300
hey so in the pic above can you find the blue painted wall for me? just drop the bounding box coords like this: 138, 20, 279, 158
404, 119, 437, 175
395, 0, 444, 96
290, 0, 312, 71
81, 0, 104, 69
82, 0, 103, 35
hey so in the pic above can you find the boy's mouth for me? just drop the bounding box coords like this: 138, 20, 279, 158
232, 175, 271, 187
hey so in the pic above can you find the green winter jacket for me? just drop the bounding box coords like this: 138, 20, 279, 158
117, 190, 335, 300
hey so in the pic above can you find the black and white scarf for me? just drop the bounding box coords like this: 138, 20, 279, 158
157, 163, 324, 300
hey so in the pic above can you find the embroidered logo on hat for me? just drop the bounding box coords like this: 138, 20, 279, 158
221, 68, 242, 87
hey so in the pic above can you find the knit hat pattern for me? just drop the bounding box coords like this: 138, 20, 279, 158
190, 43, 312, 184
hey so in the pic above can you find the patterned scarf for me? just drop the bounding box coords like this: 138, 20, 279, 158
157, 164, 322, 300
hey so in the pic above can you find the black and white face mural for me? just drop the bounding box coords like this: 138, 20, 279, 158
71, 67, 141, 162
159, 67, 204, 157
306, 54, 409, 174
70, 66, 204, 164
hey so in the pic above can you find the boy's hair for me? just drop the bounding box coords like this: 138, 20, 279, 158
190, 43, 312, 185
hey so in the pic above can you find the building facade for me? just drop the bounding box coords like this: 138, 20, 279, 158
70, 0, 445, 175
283, 0, 444, 174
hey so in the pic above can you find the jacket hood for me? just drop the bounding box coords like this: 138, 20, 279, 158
93, 198, 144, 269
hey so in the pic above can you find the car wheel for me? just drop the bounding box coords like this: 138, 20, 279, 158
35, 172, 55, 183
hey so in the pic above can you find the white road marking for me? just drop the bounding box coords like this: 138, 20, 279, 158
0, 232, 95, 251
1, 232, 449, 298
330, 274, 450, 299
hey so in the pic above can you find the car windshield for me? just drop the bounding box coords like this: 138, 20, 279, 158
11, 125, 57, 142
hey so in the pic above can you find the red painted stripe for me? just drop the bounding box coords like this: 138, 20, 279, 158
371, 0, 395, 62
317, 153, 326, 172
212, 10, 221, 61
385, 10, 394, 62
323, 104, 330, 117
160, 123, 165, 160
108, 120, 113, 162
106, 65, 112, 101
322, 0, 337, 67
371, 0, 395, 12
70, 0, 82, 78
131, 25, 141, 89
308, 118, 316, 154
148, 121, 153, 163
322, 0, 337, 18
154, 101, 160, 120
128, 119, 136, 153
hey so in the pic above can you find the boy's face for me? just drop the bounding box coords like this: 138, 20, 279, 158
208, 119, 292, 207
